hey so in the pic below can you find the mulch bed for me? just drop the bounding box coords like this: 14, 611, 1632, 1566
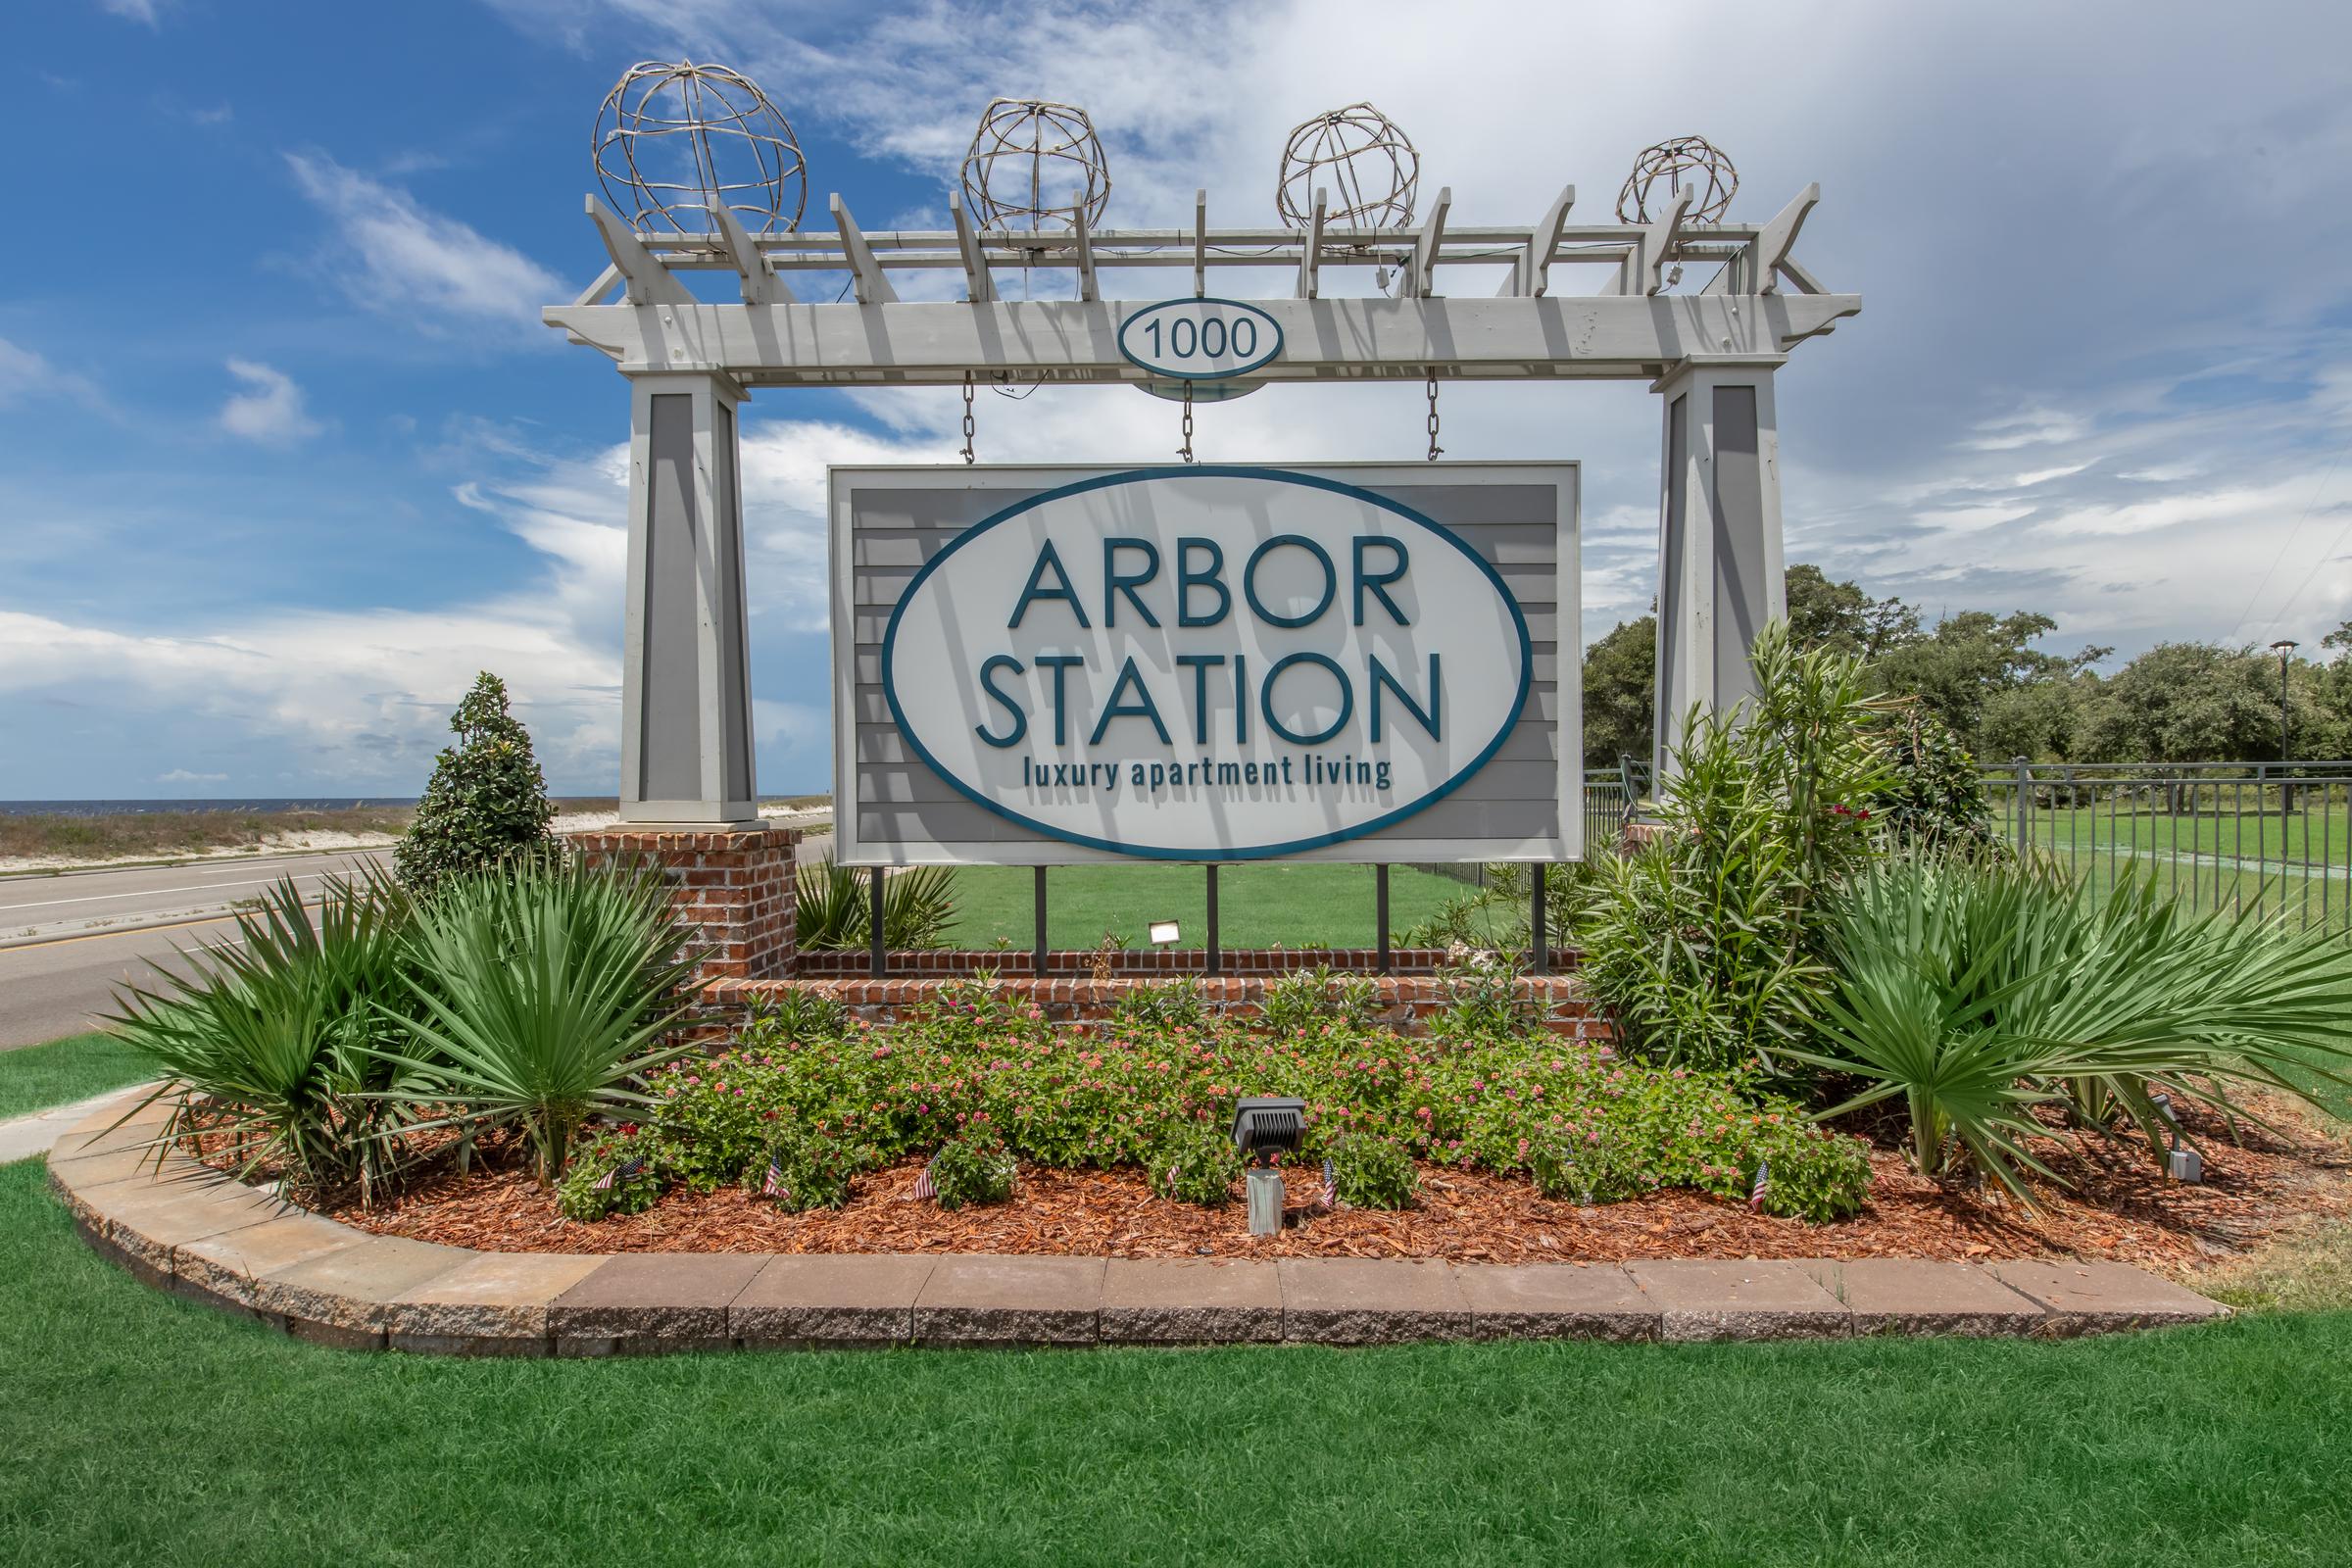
305, 1099, 2352, 1270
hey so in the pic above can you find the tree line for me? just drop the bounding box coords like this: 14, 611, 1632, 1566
1582, 565, 2352, 768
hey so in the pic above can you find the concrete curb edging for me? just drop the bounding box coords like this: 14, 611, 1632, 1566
43, 1104, 2234, 1355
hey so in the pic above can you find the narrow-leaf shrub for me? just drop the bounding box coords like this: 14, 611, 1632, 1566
1110, 977, 1209, 1031
1258, 965, 1382, 1035
927, 1122, 1016, 1209
393, 671, 556, 899
793, 856, 958, 950
745, 987, 850, 1044
1148, 1117, 1241, 1204
1437, 951, 1534, 1038
1576, 621, 1895, 1074
1328, 1132, 1417, 1209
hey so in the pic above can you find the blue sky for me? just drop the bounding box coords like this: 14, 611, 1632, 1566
5, 0, 2350, 800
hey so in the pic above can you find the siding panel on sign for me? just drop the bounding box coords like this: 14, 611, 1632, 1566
834, 466, 1578, 865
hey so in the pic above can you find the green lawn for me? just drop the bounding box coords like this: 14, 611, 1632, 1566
0, 1033, 151, 1123
943, 861, 1486, 950
4, 1157, 2350, 1565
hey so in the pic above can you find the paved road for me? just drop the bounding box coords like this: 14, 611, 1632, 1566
0, 849, 386, 1051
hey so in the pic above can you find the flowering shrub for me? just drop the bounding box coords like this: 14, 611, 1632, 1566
1528, 1127, 1650, 1204
1148, 1118, 1240, 1205
751, 1126, 872, 1212
927, 1123, 1016, 1209
599, 1004, 1874, 1223
1329, 1132, 1416, 1209
556, 1129, 662, 1220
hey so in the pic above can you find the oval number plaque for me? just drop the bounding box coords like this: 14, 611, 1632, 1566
881, 466, 1532, 860
1117, 298, 1283, 381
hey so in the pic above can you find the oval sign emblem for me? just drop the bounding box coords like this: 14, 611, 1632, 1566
1117, 298, 1283, 380
882, 467, 1532, 860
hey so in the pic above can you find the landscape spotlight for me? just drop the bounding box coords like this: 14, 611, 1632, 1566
2151, 1093, 2202, 1184
1232, 1097, 1305, 1237
1149, 919, 1181, 948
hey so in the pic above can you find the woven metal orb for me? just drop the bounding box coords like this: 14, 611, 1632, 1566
960, 99, 1112, 231
594, 60, 807, 234
1277, 103, 1418, 228
1617, 135, 1738, 226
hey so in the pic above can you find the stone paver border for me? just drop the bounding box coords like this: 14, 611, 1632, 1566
43, 1102, 2232, 1355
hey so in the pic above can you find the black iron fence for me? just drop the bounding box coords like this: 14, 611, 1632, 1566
1981, 760, 2352, 935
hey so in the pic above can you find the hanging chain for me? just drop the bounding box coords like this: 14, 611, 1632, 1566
1425, 368, 1445, 463
959, 371, 976, 466
1179, 380, 1196, 464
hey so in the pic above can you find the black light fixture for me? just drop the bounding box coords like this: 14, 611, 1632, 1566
1232, 1097, 1305, 1234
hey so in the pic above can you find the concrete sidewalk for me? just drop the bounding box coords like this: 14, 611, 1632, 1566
0, 1083, 158, 1164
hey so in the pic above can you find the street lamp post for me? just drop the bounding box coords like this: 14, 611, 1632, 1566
2270, 638, 2298, 818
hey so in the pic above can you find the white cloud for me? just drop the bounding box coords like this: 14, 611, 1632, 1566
218, 359, 323, 446
158, 768, 227, 784
0, 337, 108, 413
285, 152, 565, 333
97, 0, 162, 24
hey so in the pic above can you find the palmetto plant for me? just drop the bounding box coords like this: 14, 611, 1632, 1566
108, 867, 419, 1200
1788, 854, 2352, 1201
371, 856, 702, 1184
793, 854, 957, 950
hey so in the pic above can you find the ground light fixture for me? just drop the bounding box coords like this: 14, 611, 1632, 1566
2151, 1093, 2203, 1184
1232, 1097, 1306, 1235
1148, 919, 1181, 948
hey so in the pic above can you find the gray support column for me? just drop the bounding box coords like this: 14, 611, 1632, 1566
618, 371, 760, 826
1651, 355, 1788, 778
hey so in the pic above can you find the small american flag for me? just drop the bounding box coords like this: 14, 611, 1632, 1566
760, 1151, 784, 1200
910, 1156, 937, 1201
592, 1154, 646, 1193
1748, 1159, 1770, 1212
1319, 1156, 1341, 1211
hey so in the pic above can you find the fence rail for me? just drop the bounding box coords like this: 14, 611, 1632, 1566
1981, 760, 2352, 935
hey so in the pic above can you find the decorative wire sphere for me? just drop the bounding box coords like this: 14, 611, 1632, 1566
1276, 103, 1418, 228
1616, 135, 1738, 226
959, 99, 1112, 231
594, 60, 807, 235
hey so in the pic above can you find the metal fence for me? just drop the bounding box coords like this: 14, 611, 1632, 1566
1981, 760, 2352, 935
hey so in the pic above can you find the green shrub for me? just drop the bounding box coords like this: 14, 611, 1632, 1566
373, 857, 700, 1184
1437, 951, 1532, 1038
1529, 1128, 1650, 1204
109, 867, 419, 1200
1148, 1118, 1241, 1204
741, 987, 850, 1045
1110, 977, 1209, 1031
1788, 854, 2352, 1201
927, 1123, 1017, 1209
631, 1012, 1872, 1223
650, 1056, 775, 1194
1328, 1132, 1417, 1209
393, 672, 556, 899
1575, 621, 1893, 1074
1257, 965, 1382, 1035
557, 1130, 662, 1220
794, 856, 958, 950
1871, 708, 1993, 850
751, 1127, 873, 1212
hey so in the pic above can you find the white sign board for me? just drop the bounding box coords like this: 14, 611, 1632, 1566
831, 464, 1578, 865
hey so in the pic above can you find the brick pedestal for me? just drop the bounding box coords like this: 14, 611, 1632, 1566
566, 825, 797, 984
